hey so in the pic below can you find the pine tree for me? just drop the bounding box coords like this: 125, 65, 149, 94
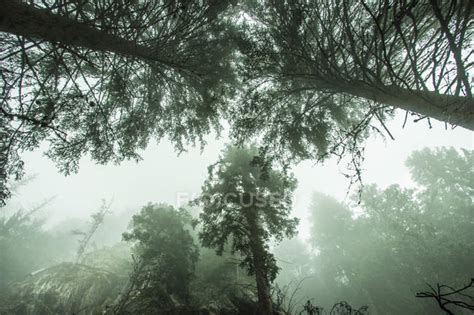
195, 145, 299, 314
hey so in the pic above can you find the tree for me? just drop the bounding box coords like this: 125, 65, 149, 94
0, 0, 237, 205
2, 0, 472, 206
122, 203, 199, 307
307, 147, 474, 314
232, 0, 473, 164
72, 201, 110, 264
416, 278, 474, 315
194, 145, 299, 315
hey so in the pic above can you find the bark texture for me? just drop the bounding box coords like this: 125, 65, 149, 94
1, 0, 472, 130
245, 208, 273, 315
294, 75, 474, 130
344, 82, 474, 130
0, 0, 178, 69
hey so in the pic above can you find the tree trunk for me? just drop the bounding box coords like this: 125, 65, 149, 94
344, 82, 474, 131
2, 1, 472, 130
297, 76, 474, 130
0, 0, 183, 71
252, 249, 273, 315
245, 209, 273, 315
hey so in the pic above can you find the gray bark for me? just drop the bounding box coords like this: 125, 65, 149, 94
292, 75, 474, 130
344, 82, 474, 130
1, 0, 472, 130
0, 0, 182, 70
245, 208, 273, 315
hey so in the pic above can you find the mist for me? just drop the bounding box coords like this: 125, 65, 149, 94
1, 1, 473, 314
9, 114, 472, 235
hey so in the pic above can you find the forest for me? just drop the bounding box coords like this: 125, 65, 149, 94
0, 0, 473, 314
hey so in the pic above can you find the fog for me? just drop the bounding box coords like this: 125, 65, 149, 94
2, 1, 473, 314
11, 112, 472, 237
4, 111, 472, 314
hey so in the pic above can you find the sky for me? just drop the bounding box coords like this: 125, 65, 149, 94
6, 111, 473, 239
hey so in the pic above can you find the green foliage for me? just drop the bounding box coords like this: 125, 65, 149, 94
123, 203, 199, 301
304, 147, 474, 314
2, 1, 472, 207
406, 147, 473, 211
231, 0, 386, 161
1, 0, 239, 205
195, 145, 299, 283
229, 0, 472, 182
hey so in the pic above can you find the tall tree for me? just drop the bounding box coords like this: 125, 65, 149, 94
0, 0, 237, 205
232, 0, 473, 163
2, 0, 472, 206
194, 145, 299, 314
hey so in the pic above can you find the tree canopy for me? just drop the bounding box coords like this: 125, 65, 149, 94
231, 0, 473, 162
122, 203, 199, 304
1, 0, 472, 206
0, 0, 237, 204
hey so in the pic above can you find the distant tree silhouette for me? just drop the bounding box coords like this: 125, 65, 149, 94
306, 148, 473, 313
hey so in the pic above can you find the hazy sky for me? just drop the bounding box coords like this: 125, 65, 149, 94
7, 111, 473, 238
